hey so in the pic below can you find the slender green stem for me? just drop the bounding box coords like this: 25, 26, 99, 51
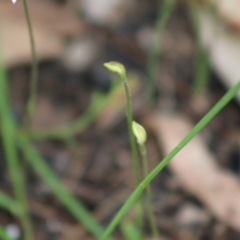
0, 53, 34, 240
0, 191, 20, 216
103, 63, 143, 238
146, 0, 175, 102
103, 62, 144, 239
18, 132, 113, 240
122, 76, 143, 239
122, 80, 140, 184
139, 144, 159, 240
22, 0, 38, 130
31, 92, 111, 140
103, 62, 140, 182
188, 0, 210, 94
193, 50, 210, 94
100, 80, 240, 240
121, 220, 142, 240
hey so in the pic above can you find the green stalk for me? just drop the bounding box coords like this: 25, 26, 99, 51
146, 0, 175, 101
0, 191, 20, 216
100, 80, 240, 240
0, 53, 34, 240
122, 74, 143, 240
22, 0, 38, 130
104, 62, 140, 184
104, 62, 142, 238
123, 79, 143, 239
120, 220, 142, 240
18, 133, 113, 240
122, 79, 140, 184
139, 144, 159, 240
187, 0, 210, 94
31, 92, 112, 140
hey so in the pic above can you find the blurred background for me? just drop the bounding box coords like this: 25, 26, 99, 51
1, 0, 240, 239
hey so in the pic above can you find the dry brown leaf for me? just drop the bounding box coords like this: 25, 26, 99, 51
198, 8, 240, 103
0, 0, 84, 66
207, 0, 240, 31
146, 113, 240, 230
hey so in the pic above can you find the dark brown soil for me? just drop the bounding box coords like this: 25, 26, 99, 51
1, 1, 240, 240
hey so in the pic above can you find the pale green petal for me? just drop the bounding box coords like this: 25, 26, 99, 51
132, 121, 147, 144
103, 62, 126, 78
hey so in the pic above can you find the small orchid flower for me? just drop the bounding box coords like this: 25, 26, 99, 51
132, 121, 147, 145
12, 0, 17, 3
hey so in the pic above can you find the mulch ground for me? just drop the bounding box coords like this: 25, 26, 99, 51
1, 1, 240, 239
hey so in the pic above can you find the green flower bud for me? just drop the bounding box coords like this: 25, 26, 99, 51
103, 62, 126, 79
132, 121, 147, 145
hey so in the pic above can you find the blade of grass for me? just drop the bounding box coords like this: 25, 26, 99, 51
146, 0, 175, 101
139, 143, 159, 239
31, 84, 121, 140
100, 80, 240, 240
120, 220, 142, 240
104, 62, 143, 239
18, 132, 114, 240
0, 191, 20, 216
0, 51, 34, 240
132, 121, 159, 239
193, 50, 210, 94
22, 0, 38, 130
187, 0, 210, 94
0, 225, 16, 240
31, 92, 110, 140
